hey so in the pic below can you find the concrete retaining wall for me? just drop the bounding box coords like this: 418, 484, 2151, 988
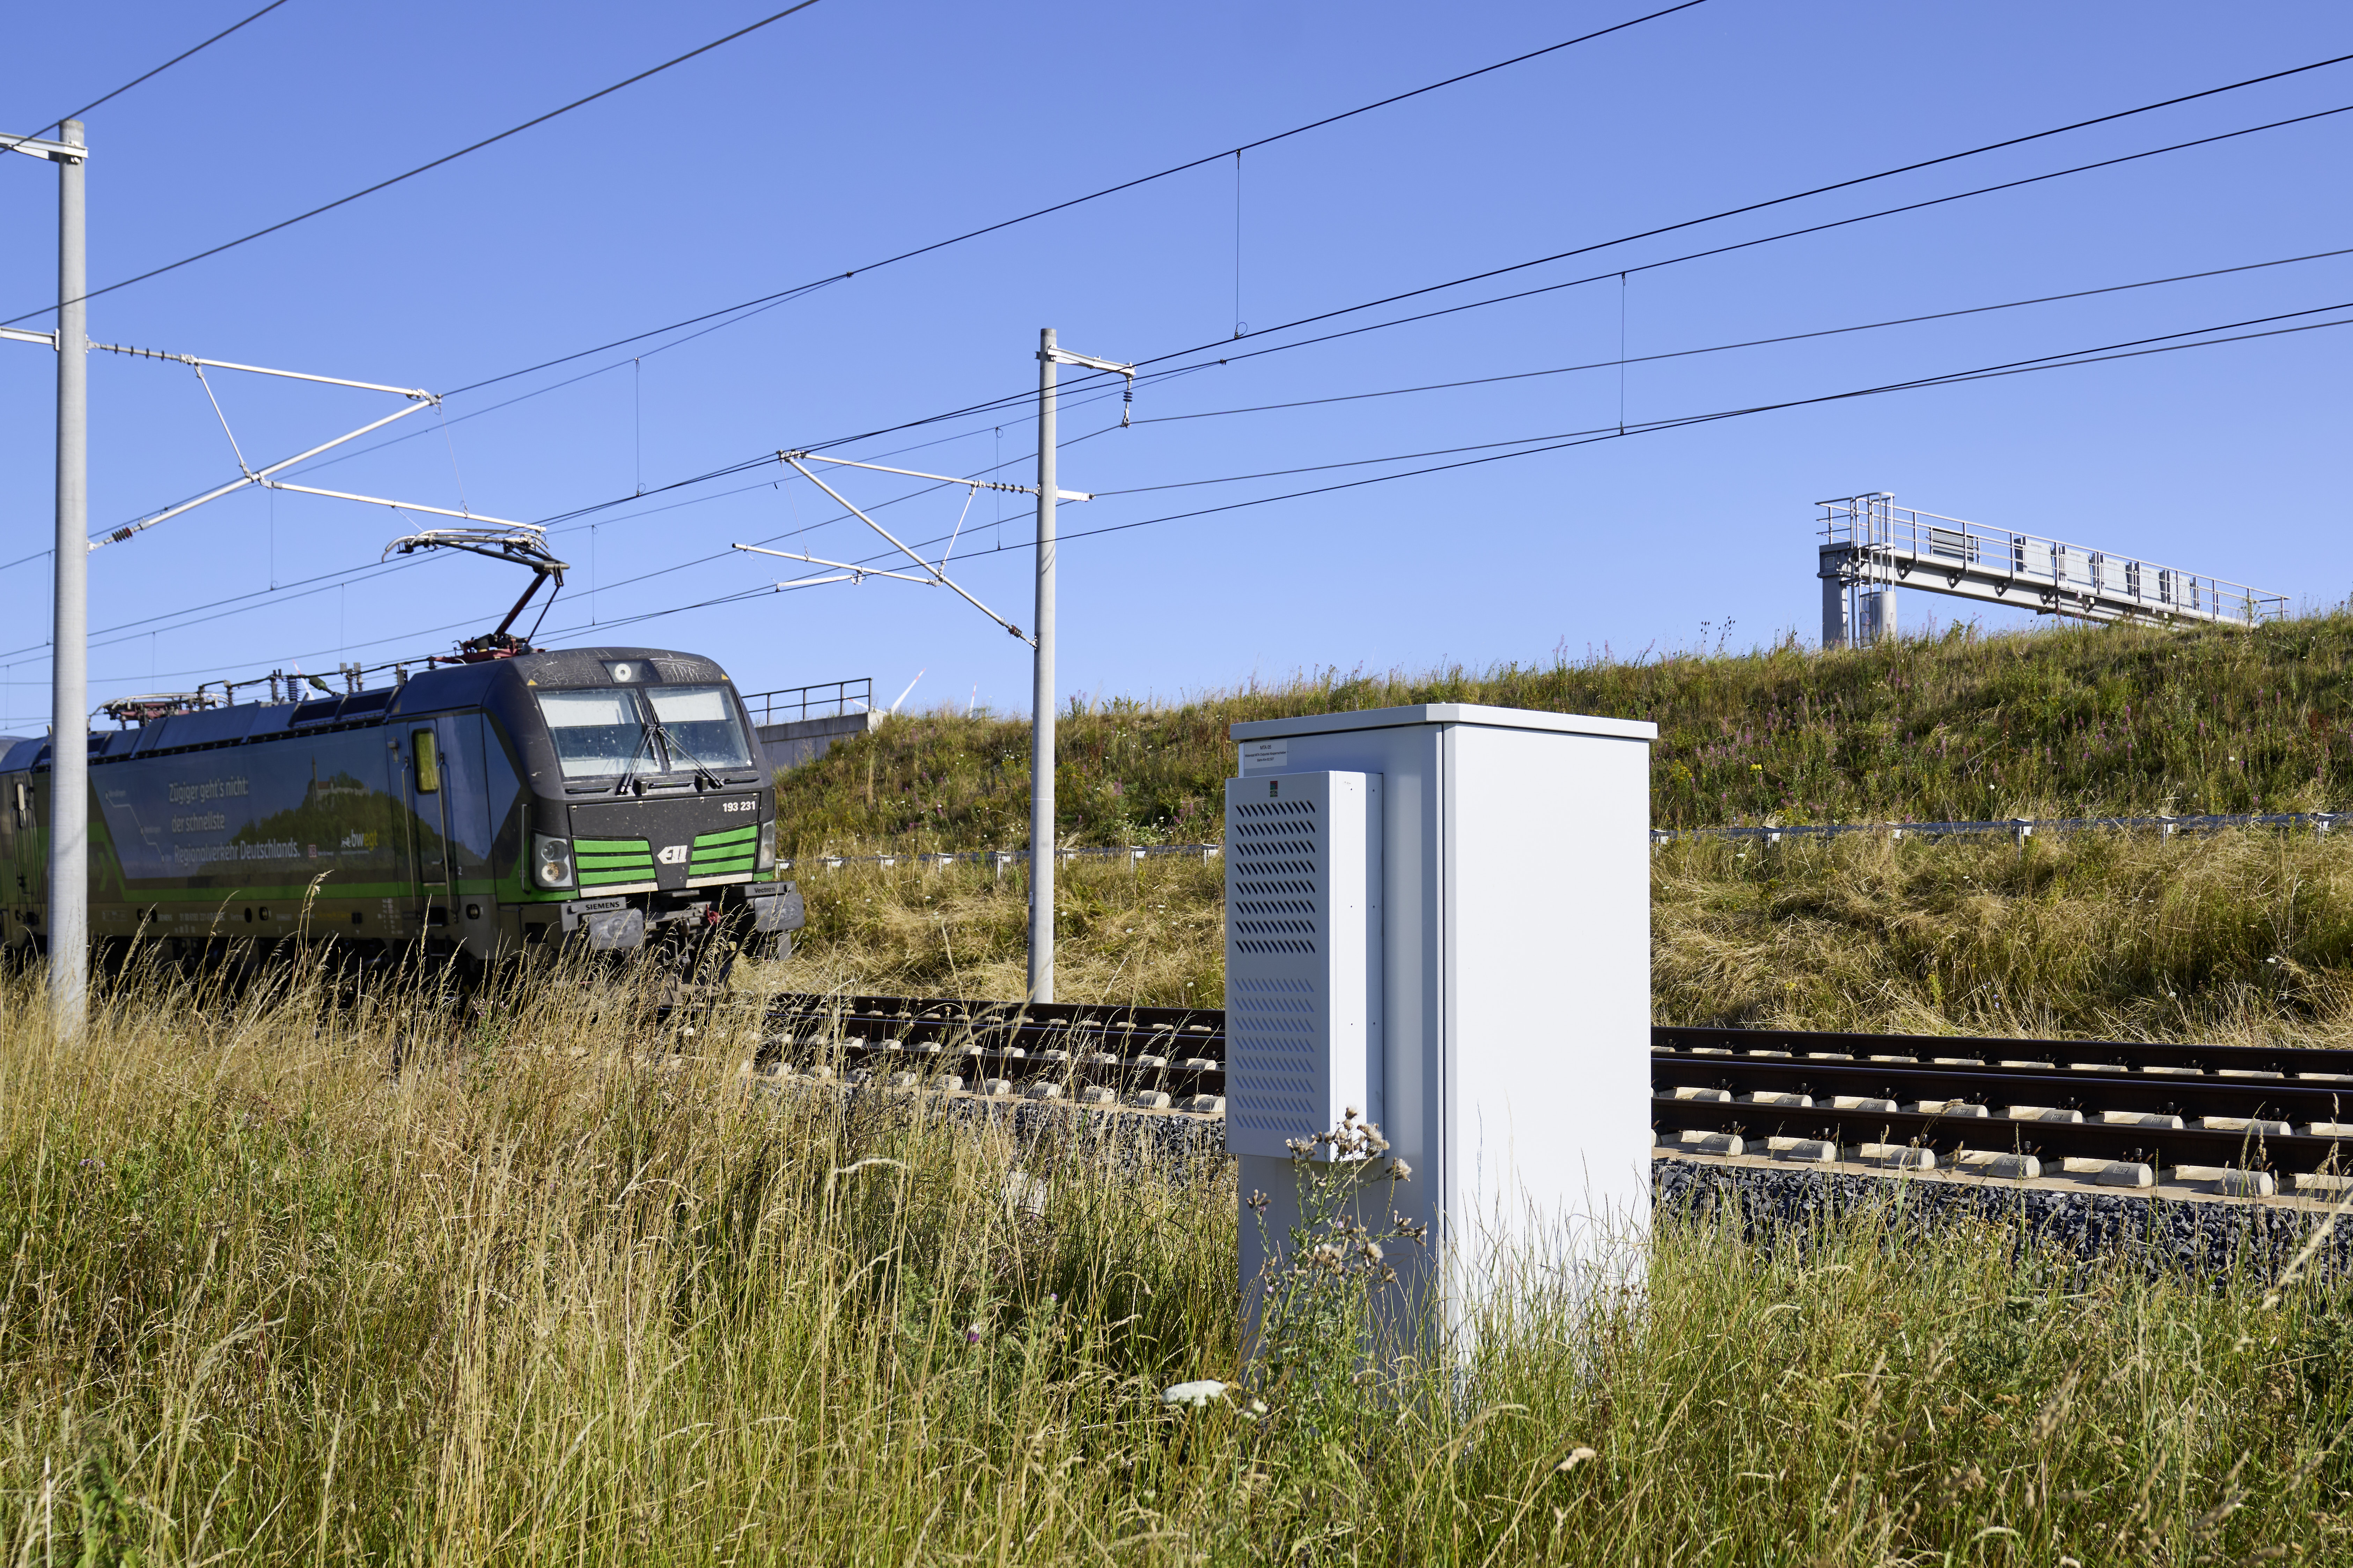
758, 710, 878, 773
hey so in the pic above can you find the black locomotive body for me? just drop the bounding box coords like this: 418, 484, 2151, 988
0, 646, 801, 965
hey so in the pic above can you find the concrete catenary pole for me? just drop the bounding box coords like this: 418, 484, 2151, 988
50, 119, 88, 1034
1028, 328, 1057, 1002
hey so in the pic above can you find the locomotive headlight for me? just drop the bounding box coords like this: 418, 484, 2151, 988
532, 833, 574, 888
755, 826, 776, 872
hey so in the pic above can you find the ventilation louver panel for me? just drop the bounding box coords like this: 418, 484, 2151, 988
1230, 794, 1321, 953
1223, 770, 1380, 1159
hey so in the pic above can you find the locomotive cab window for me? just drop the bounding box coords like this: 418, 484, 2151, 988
645, 684, 755, 771
537, 688, 649, 779
412, 728, 440, 793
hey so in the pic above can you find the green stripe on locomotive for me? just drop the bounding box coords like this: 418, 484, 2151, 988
689, 823, 760, 877
575, 835, 657, 888
7, 700, 536, 943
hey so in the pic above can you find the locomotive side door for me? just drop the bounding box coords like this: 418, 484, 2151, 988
1, 774, 37, 948
406, 723, 455, 933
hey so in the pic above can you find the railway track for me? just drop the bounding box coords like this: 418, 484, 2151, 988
759, 992, 1229, 1110
1653, 1024, 2353, 1196
756, 995, 2353, 1196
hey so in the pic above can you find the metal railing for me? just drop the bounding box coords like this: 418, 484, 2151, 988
781, 844, 1221, 872
779, 812, 2346, 871
740, 676, 872, 725
1652, 810, 2343, 846
1821, 495, 2286, 626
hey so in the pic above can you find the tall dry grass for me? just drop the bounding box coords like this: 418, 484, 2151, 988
770, 851, 1223, 1007
0, 957, 1234, 1563
775, 819, 2353, 1044
3, 959, 2352, 1562
1653, 824, 2353, 1042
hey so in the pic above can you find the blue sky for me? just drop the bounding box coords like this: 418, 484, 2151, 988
2, 0, 2347, 730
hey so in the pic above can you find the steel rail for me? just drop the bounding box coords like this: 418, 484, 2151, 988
761, 995, 2353, 1183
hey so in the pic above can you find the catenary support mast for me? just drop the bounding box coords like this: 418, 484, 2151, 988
741, 330, 1126, 1006
1023, 328, 1132, 1003
51, 119, 88, 1035
1030, 330, 1058, 1002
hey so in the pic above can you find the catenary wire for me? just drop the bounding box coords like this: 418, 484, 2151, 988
1122, 105, 2353, 392
284, 278, 850, 480
464, 228, 2353, 543
46, 156, 2344, 653
526, 92, 2353, 488
707, 308, 2353, 589
955, 313, 2353, 562
1061, 299, 2353, 500
270, 75, 2353, 498
39, 89, 2353, 655
541, 286, 2353, 574
0, 1, 829, 326
0, 0, 292, 156
1128, 101, 2353, 377
530, 421, 1138, 608
28, 415, 1148, 675
1124, 245, 2353, 426
236, 293, 2343, 673
115, 304, 2351, 686
45, 31, 2339, 625
164, 89, 2353, 550
241, 2, 1726, 479
41, 240, 2343, 652
28, 45, 2351, 685
435, 1, 1720, 398
418, 45, 2353, 420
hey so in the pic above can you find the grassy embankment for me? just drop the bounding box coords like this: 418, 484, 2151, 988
777, 613, 2353, 856
6, 964, 2353, 1564
777, 615, 2353, 1042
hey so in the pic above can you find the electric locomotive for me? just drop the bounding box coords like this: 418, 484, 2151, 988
0, 645, 802, 968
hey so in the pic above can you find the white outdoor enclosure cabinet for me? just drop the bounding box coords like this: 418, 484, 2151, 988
1227, 702, 1656, 1348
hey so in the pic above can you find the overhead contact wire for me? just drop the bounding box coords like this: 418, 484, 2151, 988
436, 44, 2353, 420
438, 0, 1721, 397
0, 0, 292, 156
0, 0, 830, 325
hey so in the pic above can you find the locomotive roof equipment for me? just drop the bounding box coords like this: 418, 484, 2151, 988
383, 527, 572, 662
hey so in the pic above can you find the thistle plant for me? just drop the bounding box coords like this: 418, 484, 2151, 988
1244, 1110, 1427, 1445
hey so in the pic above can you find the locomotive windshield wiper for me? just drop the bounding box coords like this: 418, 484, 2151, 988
611, 723, 660, 797
652, 723, 725, 791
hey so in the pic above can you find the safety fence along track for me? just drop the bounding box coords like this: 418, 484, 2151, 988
778, 846, 1221, 873
754, 995, 2353, 1200
1650, 810, 2347, 848
774, 809, 2351, 873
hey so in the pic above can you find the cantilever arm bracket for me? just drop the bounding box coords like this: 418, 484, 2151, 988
58, 338, 447, 551
732, 541, 1031, 644
763, 457, 1035, 643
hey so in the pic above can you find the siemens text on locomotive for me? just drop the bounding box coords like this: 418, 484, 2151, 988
0, 646, 802, 968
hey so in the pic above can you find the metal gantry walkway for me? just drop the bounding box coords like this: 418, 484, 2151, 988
1817, 493, 2286, 647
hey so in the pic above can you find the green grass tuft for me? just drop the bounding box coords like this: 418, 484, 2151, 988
777, 615, 2353, 856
